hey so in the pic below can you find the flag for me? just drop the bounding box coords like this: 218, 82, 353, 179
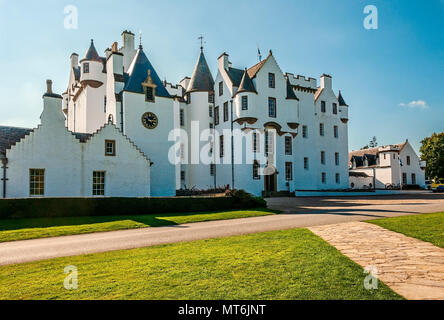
399, 157, 403, 167
257, 47, 262, 61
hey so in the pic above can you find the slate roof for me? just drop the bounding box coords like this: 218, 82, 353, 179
338, 90, 348, 106
236, 69, 256, 95
82, 40, 101, 62
226, 67, 244, 87
186, 51, 214, 93
0, 126, 95, 156
286, 79, 299, 100
72, 67, 80, 81
0, 126, 33, 156
124, 47, 171, 98
348, 142, 408, 167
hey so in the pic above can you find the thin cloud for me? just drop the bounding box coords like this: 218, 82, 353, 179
399, 100, 429, 109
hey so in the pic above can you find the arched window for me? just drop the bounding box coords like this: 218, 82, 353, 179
108, 114, 113, 123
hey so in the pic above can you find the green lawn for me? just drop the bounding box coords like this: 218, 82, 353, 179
369, 212, 444, 248
0, 209, 275, 243
0, 228, 402, 300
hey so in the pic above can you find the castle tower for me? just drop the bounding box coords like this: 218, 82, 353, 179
182, 46, 215, 189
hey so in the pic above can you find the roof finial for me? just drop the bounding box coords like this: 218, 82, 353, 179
139, 29, 142, 49
198, 34, 204, 52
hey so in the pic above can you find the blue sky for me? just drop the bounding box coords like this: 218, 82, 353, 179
0, 0, 442, 153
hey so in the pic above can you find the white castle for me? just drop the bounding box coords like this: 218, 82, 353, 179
0, 30, 350, 198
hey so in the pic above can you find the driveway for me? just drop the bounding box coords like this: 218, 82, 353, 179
0, 192, 443, 266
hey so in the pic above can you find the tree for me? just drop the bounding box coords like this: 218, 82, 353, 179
369, 136, 378, 148
420, 132, 444, 179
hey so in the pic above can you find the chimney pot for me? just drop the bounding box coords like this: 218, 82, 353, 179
46, 80, 53, 94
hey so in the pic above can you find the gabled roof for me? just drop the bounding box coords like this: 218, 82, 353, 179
247, 52, 271, 79
338, 90, 348, 106
235, 69, 256, 95
186, 51, 214, 93
286, 79, 299, 100
82, 39, 101, 62
124, 47, 170, 98
314, 87, 323, 101
0, 126, 33, 156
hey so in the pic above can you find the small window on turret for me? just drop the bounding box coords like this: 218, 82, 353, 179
83, 63, 89, 74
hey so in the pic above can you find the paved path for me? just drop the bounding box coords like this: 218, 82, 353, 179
309, 222, 444, 300
0, 193, 443, 266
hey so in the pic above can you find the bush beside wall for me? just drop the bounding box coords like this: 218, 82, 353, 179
0, 191, 267, 219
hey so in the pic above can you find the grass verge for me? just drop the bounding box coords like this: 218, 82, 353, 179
0, 209, 275, 243
369, 212, 444, 248
0, 228, 402, 300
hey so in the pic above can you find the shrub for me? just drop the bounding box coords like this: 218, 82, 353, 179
0, 190, 266, 219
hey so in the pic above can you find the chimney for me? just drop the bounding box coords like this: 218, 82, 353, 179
218, 52, 229, 71
122, 30, 135, 51
41, 80, 65, 127
320, 74, 332, 90
46, 80, 53, 94
70, 53, 79, 68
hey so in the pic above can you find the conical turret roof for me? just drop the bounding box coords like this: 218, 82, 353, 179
186, 51, 214, 93
124, 46, 170, 98
236, 69, 256, 95
82, 39, 101, 62
338, 90, 348, 106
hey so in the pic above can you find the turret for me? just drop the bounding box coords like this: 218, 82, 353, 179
338, 90, 349, 123
80, 39, 105, 84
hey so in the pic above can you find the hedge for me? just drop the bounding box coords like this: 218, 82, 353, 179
0, 191, 267, 219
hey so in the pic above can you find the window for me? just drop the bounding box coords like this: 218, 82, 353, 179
412, 173, 416, 184
187, 93, 191, 104
208, 92, 214, 103
242, 96, 248, 110
209, 106, 213, 117
214, 106, 220, 125
285, 162, 293, 181
145, 87, 154, 102
209, 123, 214, 129
180, 143, 185, 160
29, 169, 45, 196
334, 125, 338, 138
383, 153, 386, 160
407, 156, 411, 166
302, 125, 308, 138
393, 154, 396, 159
321, 151, 325, 165
321, 172, 326, 184
210, 164, 215, 176
321, 101, 326, 113
335, 173, 340, 184
104, 96, 107, 113
92, 171, 105, 196
252, 132, 259, 153
253, 161, 260, 180
268, 73, 275, 88
285, 136, 292, 155
83, 63, 89, 73
105, 140, 116, 156
223, 102, 229, 122
402, 172, 407, 184
180, 109, 185, 126
181, 170, 185, 181
333, 103, 338, 114
219, 81, 223, 96
304, 157, 309, 170
220, 135, 224, 158
335, 152, 339, 166
319, 123, 324, 136
268, 97, 276, 118
265, 131, 274, 156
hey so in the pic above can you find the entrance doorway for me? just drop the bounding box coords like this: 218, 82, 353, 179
264, 165, 277, 192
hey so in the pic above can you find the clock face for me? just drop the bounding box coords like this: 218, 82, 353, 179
141, 112, 158, 129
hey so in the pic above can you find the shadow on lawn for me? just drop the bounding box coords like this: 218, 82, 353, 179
0, 209, 275, 232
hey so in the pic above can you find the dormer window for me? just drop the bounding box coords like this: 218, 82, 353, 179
83, 63, 89, 74
142, 69, 156, 102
